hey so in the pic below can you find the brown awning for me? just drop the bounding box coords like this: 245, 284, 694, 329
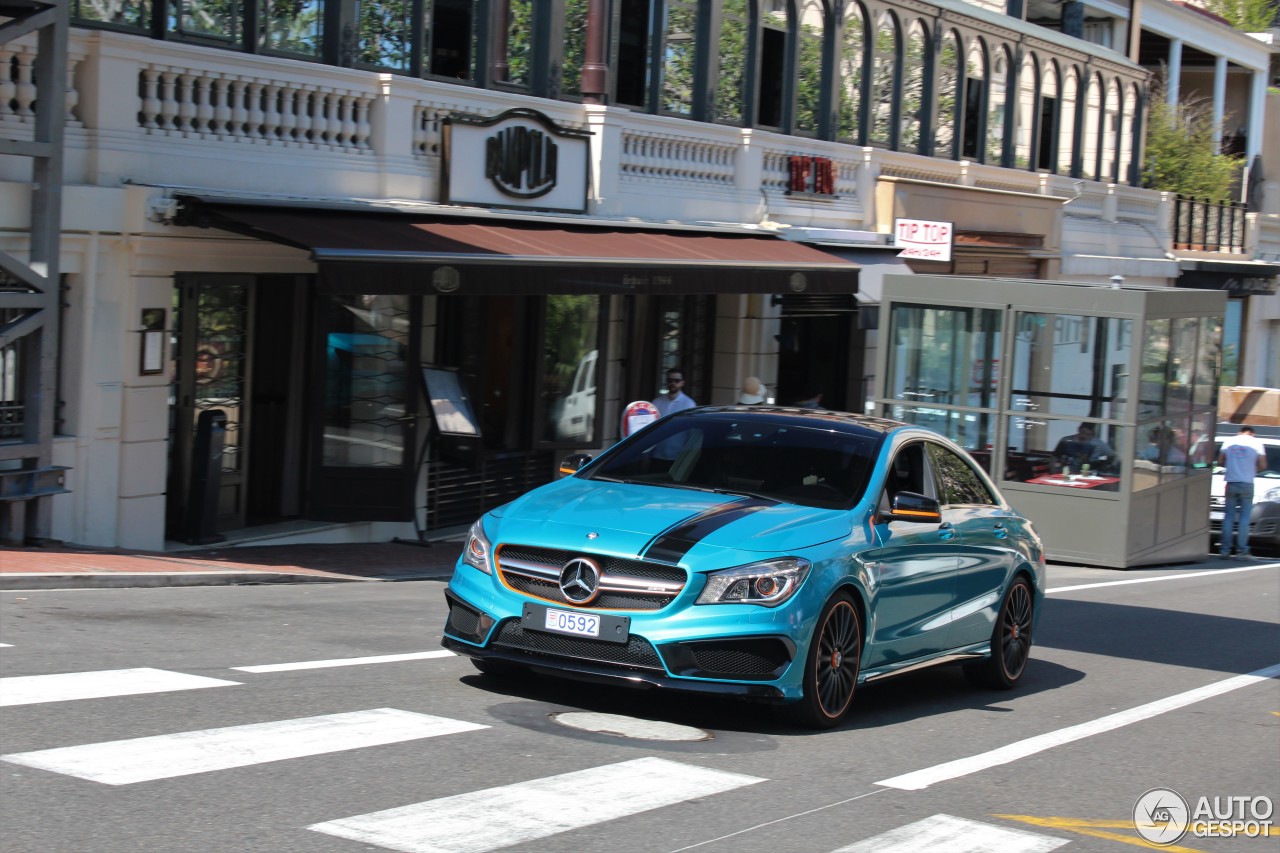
178, 200, 857, 295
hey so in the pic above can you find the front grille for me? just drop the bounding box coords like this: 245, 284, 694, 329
1210, 496, 1225, 509
492, 620, 664, 671
496, 544, 686, 611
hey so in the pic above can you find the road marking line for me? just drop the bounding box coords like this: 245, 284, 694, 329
876, 662, 1280, 791
0, 643, 11, 647
310, 757, 765, 853
997, 815, 1210, 852
832, 814, 1069, 852
1048, 563, 1277, 594
0, 667, 239, 707
232, 650, 455, 672
1, 708, 486, 785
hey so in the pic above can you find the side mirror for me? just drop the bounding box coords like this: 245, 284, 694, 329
881, 491, 942, 523
559, 453, 593, 477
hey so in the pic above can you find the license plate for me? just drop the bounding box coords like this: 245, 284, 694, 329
544, 608, 599, 638
521, 603, 631, 644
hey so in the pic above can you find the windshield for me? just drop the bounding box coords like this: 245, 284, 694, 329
586, 414, 882, 509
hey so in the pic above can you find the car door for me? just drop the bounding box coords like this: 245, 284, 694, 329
861, 441, 961, 666
925, 442, 1018, 649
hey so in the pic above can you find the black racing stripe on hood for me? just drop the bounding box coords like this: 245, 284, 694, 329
639, 497, 780, 564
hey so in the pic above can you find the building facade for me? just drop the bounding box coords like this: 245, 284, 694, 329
0, 0, 1276, 550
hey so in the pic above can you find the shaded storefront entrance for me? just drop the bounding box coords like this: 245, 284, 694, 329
174, 199, 859, 535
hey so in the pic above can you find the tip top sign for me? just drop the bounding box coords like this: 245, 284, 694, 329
894, 218, 953, 262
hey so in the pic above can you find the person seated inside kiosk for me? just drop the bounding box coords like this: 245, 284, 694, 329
1053, 422, 1116, 474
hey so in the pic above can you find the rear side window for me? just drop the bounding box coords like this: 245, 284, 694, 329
926, 443, 997, 506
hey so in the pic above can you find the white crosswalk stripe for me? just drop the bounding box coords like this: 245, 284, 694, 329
0, 667, 240, 707
231, 649, 455, 672
309, 756, 766, 853
2, 708, 488, 784
833, 814, 1069, 853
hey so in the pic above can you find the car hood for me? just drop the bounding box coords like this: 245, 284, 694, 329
491, 478, 853, 557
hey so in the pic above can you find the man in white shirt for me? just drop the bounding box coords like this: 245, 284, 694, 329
652, 368, 696, 417
1218, 425, 1267, 558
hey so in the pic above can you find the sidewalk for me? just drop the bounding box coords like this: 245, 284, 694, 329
0, 540, 465, 590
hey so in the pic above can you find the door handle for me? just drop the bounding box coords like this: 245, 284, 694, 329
938, 521, 956, 541
993, 521, 1009, 539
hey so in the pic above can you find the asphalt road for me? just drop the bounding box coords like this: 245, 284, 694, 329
1, 561, 1277, 853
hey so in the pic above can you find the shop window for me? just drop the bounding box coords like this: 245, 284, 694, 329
321, 294, 409, 467
1004, 418, 1123, 491
1194, 315, 1224, 407
541, 296, 604, 445
1009, 313, 1132, 421
886, 304, 1002, 410
616, 0, 653, 108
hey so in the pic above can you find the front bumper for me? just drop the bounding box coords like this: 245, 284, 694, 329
442, 587, 794, 703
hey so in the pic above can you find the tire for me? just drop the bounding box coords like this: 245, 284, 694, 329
964, 576, 1034, 689
776, 592, 862, 728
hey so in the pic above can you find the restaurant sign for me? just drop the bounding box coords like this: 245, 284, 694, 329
894, 218, 954, 261
442, 108, 592, 213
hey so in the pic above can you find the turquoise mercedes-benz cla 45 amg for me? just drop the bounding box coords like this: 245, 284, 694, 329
442, 407, 1046, 728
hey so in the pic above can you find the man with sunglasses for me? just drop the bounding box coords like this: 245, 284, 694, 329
652, 368, 696, 417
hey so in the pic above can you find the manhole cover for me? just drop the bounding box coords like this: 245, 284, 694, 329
550, 711, 712, 742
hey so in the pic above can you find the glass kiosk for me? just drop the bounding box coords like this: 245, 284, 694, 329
876, 275, 1227, 568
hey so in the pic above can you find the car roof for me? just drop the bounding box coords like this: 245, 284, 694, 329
1216, 423, 1280, 441
678, 405, 904, 439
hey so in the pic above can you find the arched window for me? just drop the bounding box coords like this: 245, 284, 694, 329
869, 11, 899, 147
960, 37, 986, 159
795, 0, 826, 134
1118, 82, 1138, 184
986, 44, 1009, 165
663, 0, 700, 115
901, 20, 927, 153
1102, 78, 1121, 181
562, 0, 589, 96
1037, 60, 1058, 171
757, 0, 792, 128
1015, 52, 1037, 168
1058, 67, 1077, 175
616, 0, 656, 108
935, 30, 962, 159
717, 0, 749, 122
1082, 72, 1102, 179
837, 2, 867, 143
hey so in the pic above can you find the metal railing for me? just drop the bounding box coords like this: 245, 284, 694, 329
1172, 195, 1247, 253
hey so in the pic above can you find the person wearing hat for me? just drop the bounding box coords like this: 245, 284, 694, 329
738, 376, 766, 405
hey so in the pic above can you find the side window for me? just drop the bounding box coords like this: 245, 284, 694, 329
883, 442, 931, 506
927, 443, 997, 506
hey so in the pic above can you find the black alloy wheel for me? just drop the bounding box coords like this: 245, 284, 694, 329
777, 592, 862, 728
965, 576, 1034, 689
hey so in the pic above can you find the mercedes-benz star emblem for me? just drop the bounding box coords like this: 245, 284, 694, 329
558, 557, 601, 604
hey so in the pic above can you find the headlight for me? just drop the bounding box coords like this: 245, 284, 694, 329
696, 558, 810, 607
462, 519, 492, 574
1264, 486, 1280, 502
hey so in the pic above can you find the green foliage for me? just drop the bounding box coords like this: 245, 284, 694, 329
795, 21, 824, 132
836, 14, 863, 140
1203, 0, 1280, 32
562, 0, 589, 95
714, 0, 747, 121
358, 0, 413, 69
1143, 72, 1243, 202
506, 0, 533, 85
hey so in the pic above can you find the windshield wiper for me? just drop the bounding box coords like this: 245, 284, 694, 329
712, 487, 774, 502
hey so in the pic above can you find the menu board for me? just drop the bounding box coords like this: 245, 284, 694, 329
421, 366, 480, 437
